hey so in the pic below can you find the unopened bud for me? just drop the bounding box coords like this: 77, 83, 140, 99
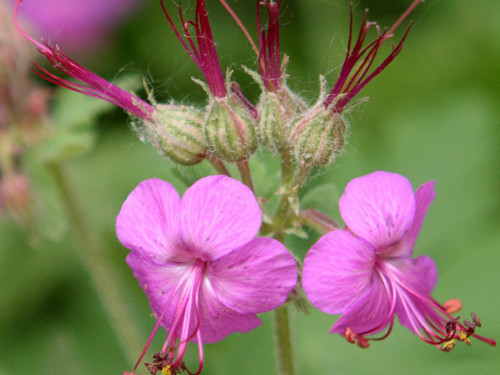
204, 87, 258, 162
135, 104, 207, 166
290, 76, 347, 166
257, 92, 288, 151
244, 65, 305, 154
291, 103, 346, 166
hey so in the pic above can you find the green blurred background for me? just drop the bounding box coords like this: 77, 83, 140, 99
1, 0, 499, 374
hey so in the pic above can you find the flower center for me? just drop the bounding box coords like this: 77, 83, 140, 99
345, 256, 496, 351
130, 259, 208, 375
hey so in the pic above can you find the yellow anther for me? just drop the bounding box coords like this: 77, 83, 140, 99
458, 331, 473, 346
441, 340, 456, 352
161, 365, 172, 375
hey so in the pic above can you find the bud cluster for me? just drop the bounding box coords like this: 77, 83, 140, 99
0, 1, 52, 225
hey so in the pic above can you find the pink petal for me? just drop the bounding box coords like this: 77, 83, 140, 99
392, 256, 439, 333
384, 181, 436, 258
126, 253, 189, 326
196, 279, 262, 344
208, 238, 297, 314
180, 176, 261, 261
329, 272, 392, 335
340, 171, 416, 252
302, 230, 375, 315
116, 179, 190, 263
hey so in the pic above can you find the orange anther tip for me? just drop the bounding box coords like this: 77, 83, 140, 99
443, 299, 462, 314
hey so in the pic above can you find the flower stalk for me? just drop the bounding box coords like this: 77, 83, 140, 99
272, 305, 295, 375
49, 162, 144, 366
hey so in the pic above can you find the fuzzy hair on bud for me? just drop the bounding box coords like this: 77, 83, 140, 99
290, 76, 347, 166
198, 75, 258, 163
133, 104, 207, 166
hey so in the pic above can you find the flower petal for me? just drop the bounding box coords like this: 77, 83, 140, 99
126, 252, 189, 327
329, 272, 392, 335
197, 278, 262, 344
208, 238, 297, 314
340, 171, 416, 251
302, 230, 375, 315
116, 179, 188, 263
392, 255, 440, 334
180, 176, 261, 261
385, 181, 436, 257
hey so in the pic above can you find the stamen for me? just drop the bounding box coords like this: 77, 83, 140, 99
345, 328, 356, 344
440, 340, 456, 352
442, 299, 462, 314
357, 335, 369, 348
472, 312, 481, 327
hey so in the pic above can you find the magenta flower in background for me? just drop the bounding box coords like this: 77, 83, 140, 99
13, 0, 155, 121
116, 176, 297, 374
303, 171, 496, 351
10, 0, 140, 53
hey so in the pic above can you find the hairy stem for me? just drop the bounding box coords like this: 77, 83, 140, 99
49, 162, 143, 366
272, 304, 295, 375
207, 153, 231, 176
236, 159, 255, 194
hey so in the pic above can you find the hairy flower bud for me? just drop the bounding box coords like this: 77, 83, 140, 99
134, 104, 207, 166
291, 76, 346, 166
244, 64, 305, 154
200, 78, 258, 162
257, 91, 287, 151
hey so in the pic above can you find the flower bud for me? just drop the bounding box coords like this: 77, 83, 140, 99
134, 104, 207, 166
257, 91, 287, 151
291, 103, 346, 166
203, 82, 258, 162
291, 76, 347, 166
244, 65, 305, 154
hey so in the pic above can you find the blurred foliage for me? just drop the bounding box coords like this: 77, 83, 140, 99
1, 1, 499, 374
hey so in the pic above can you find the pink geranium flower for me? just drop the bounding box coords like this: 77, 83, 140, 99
117, 176, 297, 374
303, 171, 496, 351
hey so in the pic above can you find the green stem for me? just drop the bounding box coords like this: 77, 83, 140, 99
272, 304, 295, 375
299, 208, 340, 234
272, 158, 311, 235
236, 159, 255, 194
49, 162, 143, 366
269, 149, 298, 375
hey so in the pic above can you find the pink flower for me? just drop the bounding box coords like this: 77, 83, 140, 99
116, 176, 297, 374
324, 0, 421, 113
13, 0, 155, 121
10, 0, 140, 52
303, 171, 496, 351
